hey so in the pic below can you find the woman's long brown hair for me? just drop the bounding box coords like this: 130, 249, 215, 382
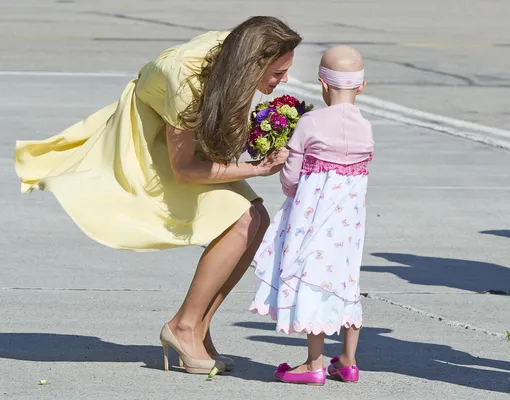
179, 16, 302, 164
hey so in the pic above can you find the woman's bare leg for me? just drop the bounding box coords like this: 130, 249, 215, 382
167, 203, 264, 360
201, 200, 270, 355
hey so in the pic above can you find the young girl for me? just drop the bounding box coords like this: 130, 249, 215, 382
249, 45, 374, 385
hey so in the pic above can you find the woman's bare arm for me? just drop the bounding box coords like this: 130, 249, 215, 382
166, 124, 288, 184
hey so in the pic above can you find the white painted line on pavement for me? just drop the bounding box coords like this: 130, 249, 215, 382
286, 76, 510, 150
0, 71, 135, 77
2, 70, 510, 150
369, 186, 510, 190
289, 77, 510, 139
370, 120, 401, 126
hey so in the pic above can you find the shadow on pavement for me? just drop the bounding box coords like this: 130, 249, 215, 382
234, 321, 510, 393
364, 253, 510, 293
0, 332, 276, 383
480, 230, 510, 239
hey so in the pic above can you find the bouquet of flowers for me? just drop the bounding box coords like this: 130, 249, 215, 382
246, 95, 313, 160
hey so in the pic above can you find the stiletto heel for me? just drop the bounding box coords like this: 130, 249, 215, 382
159, 323, 226, 375
162, 344, 169, 371
178, 357, 184, 368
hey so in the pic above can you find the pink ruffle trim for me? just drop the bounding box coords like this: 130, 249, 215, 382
301, 154, 372, 176
249, 302, 363, 336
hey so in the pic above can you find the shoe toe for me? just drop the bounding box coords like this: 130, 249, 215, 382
214, 360, 227, 372
215, 355, 235, 369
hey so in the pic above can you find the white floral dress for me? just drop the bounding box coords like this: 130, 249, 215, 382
249, 155, 371, 335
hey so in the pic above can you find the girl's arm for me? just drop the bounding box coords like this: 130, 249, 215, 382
279, 114, 314, 197
166, 124, 289, 184
280, 149, 304, 197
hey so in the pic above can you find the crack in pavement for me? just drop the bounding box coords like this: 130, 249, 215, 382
363, 56, 476, 86
1, 287, 506, 339
329, 21, 393, 34
366, 293, 506, 339
395, 61, 476, 86
83, 11, 207, 32
0, 287, 503, 294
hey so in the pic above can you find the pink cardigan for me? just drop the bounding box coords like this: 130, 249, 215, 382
280, 103, 374, 197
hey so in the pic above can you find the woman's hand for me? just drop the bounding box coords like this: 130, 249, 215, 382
257, 147, 290, 177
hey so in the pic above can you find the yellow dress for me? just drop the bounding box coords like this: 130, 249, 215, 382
14, 31, 259, 251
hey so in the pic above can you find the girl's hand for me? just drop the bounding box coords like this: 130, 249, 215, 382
257, 147, 290, 176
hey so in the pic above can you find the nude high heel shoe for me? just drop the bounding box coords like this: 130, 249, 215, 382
178, 355, 235, 371
160, 323, 226, 375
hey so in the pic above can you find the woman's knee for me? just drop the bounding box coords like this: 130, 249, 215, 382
234, 204, 262, 239
231, 200, 269, 243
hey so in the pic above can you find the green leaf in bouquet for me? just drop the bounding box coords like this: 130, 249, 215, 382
274, 136, 288, 150
255, 102, 270, 112
279, 105, 299, 119
254, 137, 271, 154
260, 120, 272, 132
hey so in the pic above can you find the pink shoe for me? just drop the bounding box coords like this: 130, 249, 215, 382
274, 363, 326, 386
328, 357, 359, 383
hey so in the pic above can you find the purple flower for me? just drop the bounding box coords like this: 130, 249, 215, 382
295, 102, 306, 115
255, 107, 277, 123
246, 143, 257, 157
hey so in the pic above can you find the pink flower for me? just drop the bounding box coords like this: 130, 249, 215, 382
252, 127, 263, 138
246, 95, 314, 160
270, 113, 287, 130
248, 127, 264, 144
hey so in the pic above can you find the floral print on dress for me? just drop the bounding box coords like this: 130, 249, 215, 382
249, 158, 370, 335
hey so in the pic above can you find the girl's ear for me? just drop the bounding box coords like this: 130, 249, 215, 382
318, 77, 329, 93
357, 81, 367, 95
